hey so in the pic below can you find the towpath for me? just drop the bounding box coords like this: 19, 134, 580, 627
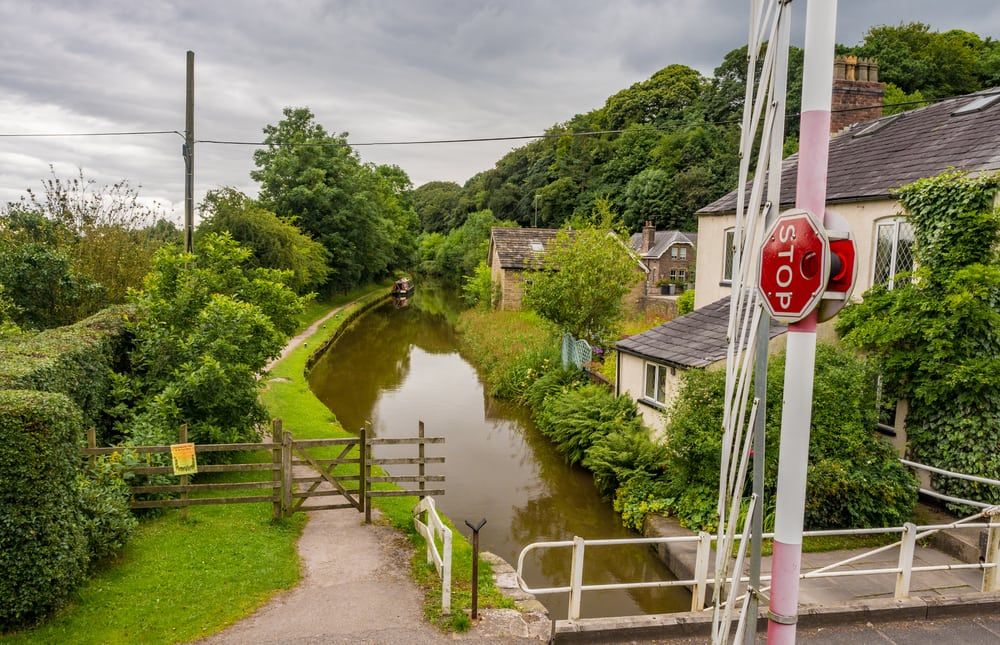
204, 300, 543, 644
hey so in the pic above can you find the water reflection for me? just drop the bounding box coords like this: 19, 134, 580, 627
308, 285, 689, 619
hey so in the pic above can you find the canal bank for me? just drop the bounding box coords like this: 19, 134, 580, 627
307, 285, 689, 620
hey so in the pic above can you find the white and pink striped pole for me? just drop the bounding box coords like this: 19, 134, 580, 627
767, 1, 837, 643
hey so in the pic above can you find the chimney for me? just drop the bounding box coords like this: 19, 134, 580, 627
830, 55, 885, 133
641, 221, 655, 253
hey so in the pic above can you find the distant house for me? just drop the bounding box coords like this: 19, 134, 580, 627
616, 58, 1000, 436
629, 222, 697, 294
488, 227, 648, 311
487, 227, 561, 310
615, 297, 786, 434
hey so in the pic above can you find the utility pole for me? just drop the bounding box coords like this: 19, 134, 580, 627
766, 1, 837, 643
184, 50, 195, 253
746, 3, 791, 642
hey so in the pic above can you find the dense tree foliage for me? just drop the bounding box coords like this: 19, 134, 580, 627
198, 187, 330, 294
417, 209, 515, 283
251, 107, 418, 291
0, 171, 170, 329
412, 23, 999, 238
122, 234, 305, 446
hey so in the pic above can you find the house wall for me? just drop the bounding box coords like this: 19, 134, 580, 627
694, 199, 900, 309
645, 243, 697, 289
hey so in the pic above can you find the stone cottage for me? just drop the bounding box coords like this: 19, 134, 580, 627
629, 222, 697, 294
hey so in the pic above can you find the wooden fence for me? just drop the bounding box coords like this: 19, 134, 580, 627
80, 419, 445, 520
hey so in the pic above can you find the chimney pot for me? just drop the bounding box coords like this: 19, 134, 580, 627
830, 55, 885, 134
641, 221, 656, 254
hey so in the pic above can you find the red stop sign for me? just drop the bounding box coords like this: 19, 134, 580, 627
757, 209, 829, 323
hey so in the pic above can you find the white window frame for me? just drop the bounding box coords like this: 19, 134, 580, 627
669, 268, 677, 280
643, 361, 674, 406
722, 228, 736, 283
671, 246, 679, 259
872, 217, 914, 289
678, 269, 686, 282
679, 246, 688, 260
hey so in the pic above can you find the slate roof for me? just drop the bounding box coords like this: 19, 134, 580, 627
615, 297, 786, 368
698, 89, 1000, 215
628, 230, 698, 259
488, 227, 561, 269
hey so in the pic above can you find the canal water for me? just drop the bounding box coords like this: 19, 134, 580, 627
307, 286, 689, 620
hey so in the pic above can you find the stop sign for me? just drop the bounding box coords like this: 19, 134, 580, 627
757, 208, 830, 323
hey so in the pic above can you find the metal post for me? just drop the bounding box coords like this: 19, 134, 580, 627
747, 6, 791, 641
895, 522, 917, 599
465, 519, 486, 619
184, 50, 194, 253
983, 515, 1000, 592
179, 423, 189, 521
767, 2, 837, 643
568, 536, 585, 622
692, 531, 713, 611
418, 420, 426, 500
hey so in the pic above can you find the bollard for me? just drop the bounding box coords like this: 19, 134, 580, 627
465, 518, 487, 620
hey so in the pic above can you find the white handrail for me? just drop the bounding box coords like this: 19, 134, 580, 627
901, 459, 1000, 488
413, 496, 452, 614
515, 516, 1000, 623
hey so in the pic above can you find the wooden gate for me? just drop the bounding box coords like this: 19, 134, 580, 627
81, 419, 446, 520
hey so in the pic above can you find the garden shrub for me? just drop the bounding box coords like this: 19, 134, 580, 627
613, 475, 675, 531
584, 423, 669, 498
0, 306, 130, 434
460, 260, 498, 308
0, 390, 89, 628
521, 367, 587, 409
662, 344, 917, 531
677, 289, 695, 315
77, 454, 137, 563
535, 384, 643, 466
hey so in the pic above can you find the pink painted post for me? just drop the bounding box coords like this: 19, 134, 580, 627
767, 1, 838, 643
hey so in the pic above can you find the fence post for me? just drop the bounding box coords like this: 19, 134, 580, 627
983, 516, 1000, 592
895, 522, 917, 599
692, 531, 712, 611
86, 427, 96, 471
443, 520, 453, 615
358, 426, 367, 516
179, 424, 189, 521
281, 430, 293, 518
271, 419, 282, 520
364, 428, 372, 524
418, 420, 426, 500
568, 536, 585, 622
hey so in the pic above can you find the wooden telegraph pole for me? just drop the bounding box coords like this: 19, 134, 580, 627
184, 50, 194, 253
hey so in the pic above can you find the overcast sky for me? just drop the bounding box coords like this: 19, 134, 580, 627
1, 1, 998, 223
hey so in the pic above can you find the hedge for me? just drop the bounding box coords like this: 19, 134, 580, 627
0, 390, 89, 629
0, 306, 130, 432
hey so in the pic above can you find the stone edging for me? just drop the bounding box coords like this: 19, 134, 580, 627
303, 292, 391, 374
480, 551, 551, 641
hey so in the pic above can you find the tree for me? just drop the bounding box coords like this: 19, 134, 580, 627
603, 64, 705, 129
125, 233, 305, 446
523, 220, 642, 346
412, 181, 465, 232
252, 107, 393, 290
198, 187, 330, 293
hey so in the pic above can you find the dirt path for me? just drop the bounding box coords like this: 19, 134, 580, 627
203, 302, 543, 644
265, 305, 345, 373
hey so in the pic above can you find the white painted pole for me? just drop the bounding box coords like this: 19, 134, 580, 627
568, 536, 585, 621
767, 1, 837, 643
894, 522, 916, 599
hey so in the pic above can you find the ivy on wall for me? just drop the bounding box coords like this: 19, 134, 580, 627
838, 170, 1000, 507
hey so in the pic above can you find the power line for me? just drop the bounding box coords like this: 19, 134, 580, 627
0, 130, 183, 138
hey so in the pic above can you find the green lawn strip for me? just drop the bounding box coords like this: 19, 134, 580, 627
294, 281, 393, 333
262, 294, 513, 631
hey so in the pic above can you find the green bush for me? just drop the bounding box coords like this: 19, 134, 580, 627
77, 455, 137, 563
0, 390, 89, 629
613, 475, 675, 531
521, 367, 587, 409
460, 260, 497, 307
535, 384, 643, 466
0, 306, 130, 433
584, 423, 669, 499
456, 308, 558, 398
677, 289, 695, 315
662, 344, 918, 531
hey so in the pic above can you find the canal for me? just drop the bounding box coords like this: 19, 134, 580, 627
307, 285, 689, 620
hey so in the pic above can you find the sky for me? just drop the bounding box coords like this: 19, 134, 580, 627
1, 1, 999, 223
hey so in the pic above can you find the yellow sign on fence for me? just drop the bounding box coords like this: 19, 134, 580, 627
170, 442, 198, 476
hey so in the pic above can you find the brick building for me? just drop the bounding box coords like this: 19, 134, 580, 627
629, 222, 697, 294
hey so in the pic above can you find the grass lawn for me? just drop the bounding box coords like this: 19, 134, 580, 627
264, 291, 514, 631
3, 283, 392, 645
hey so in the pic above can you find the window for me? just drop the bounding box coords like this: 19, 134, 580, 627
722, 229, 736, 282
669, 269, 677, 280
873, 218, 915, 289
530, 241, 544, 252
644, 362, 670, 405
679, 247, 688, 260
671, 247, 678, 259
678, 269, 686, 281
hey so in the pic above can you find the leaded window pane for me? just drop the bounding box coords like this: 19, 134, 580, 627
655, 366, 666, 403
723, 230, 735, 281
874, 223, 895, 286
645, 363, 656, 400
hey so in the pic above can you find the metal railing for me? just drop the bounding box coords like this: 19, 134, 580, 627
413, 496, 453, 613
515, 509, 1000, 623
